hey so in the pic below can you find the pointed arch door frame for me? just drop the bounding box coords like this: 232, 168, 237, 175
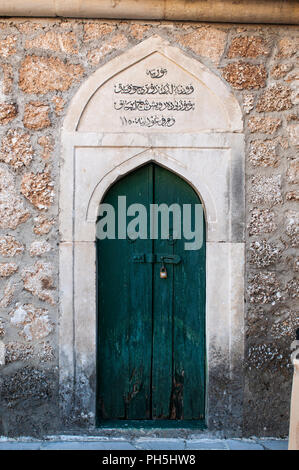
59, 37, 245, 432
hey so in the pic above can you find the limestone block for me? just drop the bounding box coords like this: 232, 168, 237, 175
248, 117, 281, 134
248, 209, 277, 236
227, 36, 269, 58
0, 129, 33, 169
38, 135, 54, 159
287, 159, 299, 184
23, 101, 50, 130
271, 63, 293, 79
10, 303, 54, 340
287, 124, 299, 147
87, 34, 128, 65
33, 214, 55, 235
21, 262, 56, 305
247, 272, 283, 304
0, 103, 17, 124
277, 37, 299, 58
0, 263, 18, 277
177, 27, 227, 64
249, 240, 281, 268
0, 280, 15, 308
250, 175, 282, 206
19, 55, 84, 94
0, 236, 24, 257
29, 240, 51, 257
0, 63, 13, 94
25, 31, 78, 54
256, 84, 292, 112
0, 35, 17, 58
21, 169, 54, 210
222, 62, 267, 89
0, 165, 30, 229
83, 22, 115, 41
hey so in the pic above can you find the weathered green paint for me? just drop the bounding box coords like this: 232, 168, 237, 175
96, 163, 206, 424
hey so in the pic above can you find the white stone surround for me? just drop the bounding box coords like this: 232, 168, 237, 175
59, 37, 245, 429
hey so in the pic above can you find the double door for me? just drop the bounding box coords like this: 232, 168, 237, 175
97, 163, 205, 422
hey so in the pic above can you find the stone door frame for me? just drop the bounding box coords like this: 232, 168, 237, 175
59, 37, 245, 430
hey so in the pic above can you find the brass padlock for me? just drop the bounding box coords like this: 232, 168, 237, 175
160, 265, 167, 279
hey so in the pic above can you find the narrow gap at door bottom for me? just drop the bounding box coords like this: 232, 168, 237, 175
96, 419, 206, 429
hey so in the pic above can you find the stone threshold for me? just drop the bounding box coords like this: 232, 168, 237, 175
0, 435, 289, 450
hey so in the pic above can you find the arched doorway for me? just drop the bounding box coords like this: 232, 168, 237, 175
59, 37, 245, 431
96, 163, 206, 424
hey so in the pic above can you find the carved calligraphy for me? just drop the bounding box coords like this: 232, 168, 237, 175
114, 82, 194, 95
146, 67, 167, 79
113, 67, 196, 128
78, 51, 229, 133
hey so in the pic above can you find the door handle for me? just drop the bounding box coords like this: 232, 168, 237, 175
132, 253, 181, 264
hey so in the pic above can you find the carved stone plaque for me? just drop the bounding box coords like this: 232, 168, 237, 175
78, 52, 229, 132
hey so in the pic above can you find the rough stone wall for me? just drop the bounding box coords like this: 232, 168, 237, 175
0, 17, 297, 437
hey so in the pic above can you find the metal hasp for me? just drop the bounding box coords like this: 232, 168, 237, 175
157, 254, 181, 264
133, 253, 181, 264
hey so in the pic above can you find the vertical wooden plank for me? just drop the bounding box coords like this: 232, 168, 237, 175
126, 164, 153, 419
151, 165, 174, 419
97, 165, 153, 420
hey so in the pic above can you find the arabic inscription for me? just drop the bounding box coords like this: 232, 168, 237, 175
113, 67, 196, 128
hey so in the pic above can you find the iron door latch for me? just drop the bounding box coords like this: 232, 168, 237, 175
132, 253, 181, 264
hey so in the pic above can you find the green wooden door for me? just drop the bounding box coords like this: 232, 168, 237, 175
97, 163, 205, 424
